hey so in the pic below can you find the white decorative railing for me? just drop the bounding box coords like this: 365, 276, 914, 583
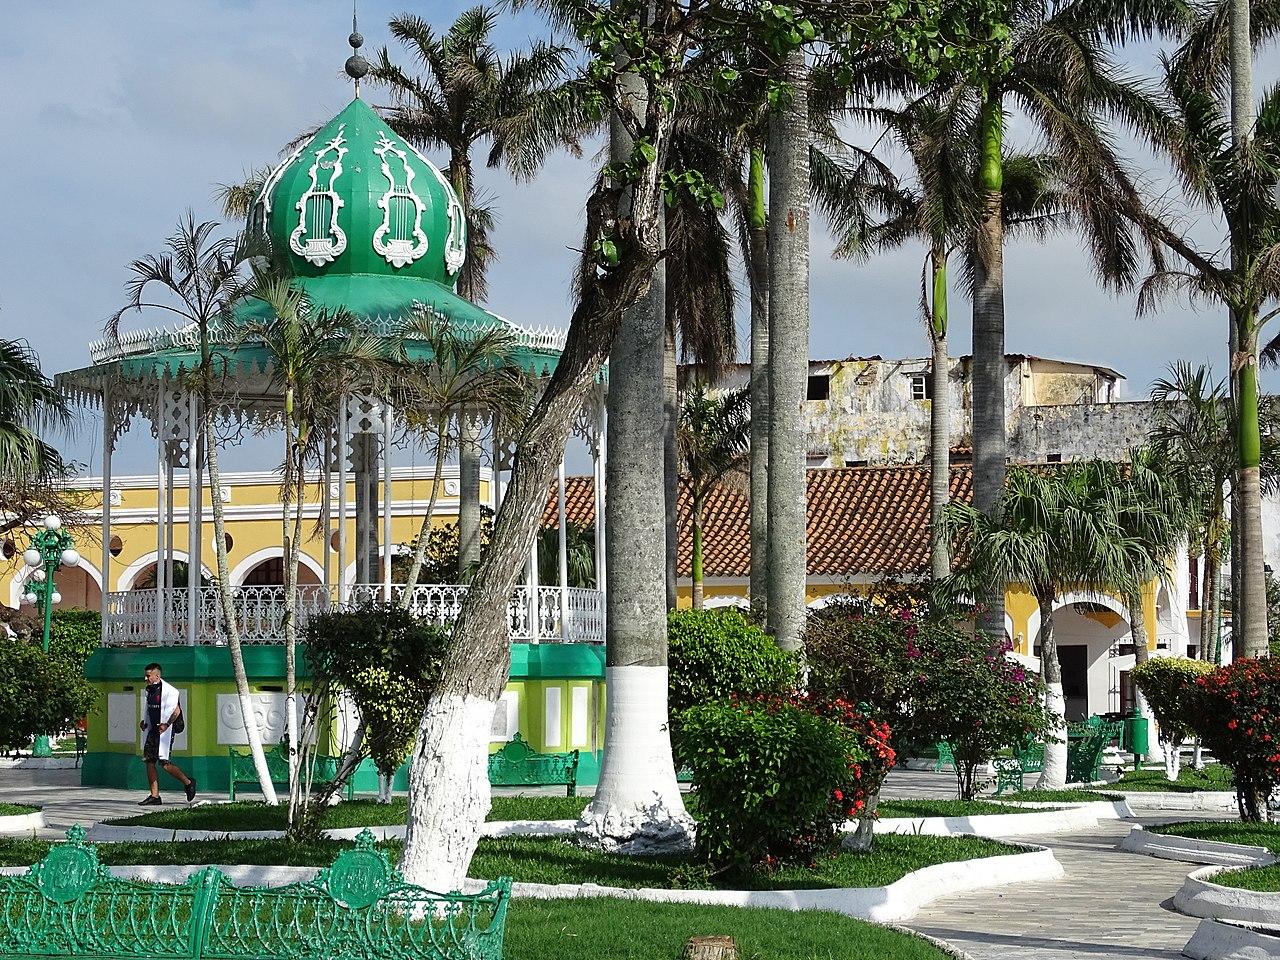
103, 583, 605, 646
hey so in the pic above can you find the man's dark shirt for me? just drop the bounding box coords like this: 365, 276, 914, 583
146, 682, 162, 728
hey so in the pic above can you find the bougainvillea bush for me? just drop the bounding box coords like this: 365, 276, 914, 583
808, 600, 1050, 799
678, 695, 894, 870
1192, 658, 1280, 821
1131, 657, 1215, 780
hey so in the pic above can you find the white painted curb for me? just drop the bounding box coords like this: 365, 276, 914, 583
458, 845, 1063, 923
1175, 866, 1280, 926
0, 758, 79, 771
1183, 918, 1280, 959
86, 819, 579, 843
1, 846, 1062, 924
1112, 790, 1238, 812
0, 810, 44, 835
874, 801, 1131, 838
1120, 826, 1275, 867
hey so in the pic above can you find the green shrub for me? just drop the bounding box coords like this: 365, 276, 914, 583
47, 610, 101, 666
304, 605, 449, 778
678, 697, 863, 870
0, 639, 97, 750
667, 609, 797, 716
1131, 657, 1214, 773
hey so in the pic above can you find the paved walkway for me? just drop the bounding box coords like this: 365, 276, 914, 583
910, 818, 1210, 960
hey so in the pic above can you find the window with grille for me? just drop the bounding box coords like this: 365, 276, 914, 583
910, 372, 933, 401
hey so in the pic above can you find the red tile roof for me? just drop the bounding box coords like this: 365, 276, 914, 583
542, 465, 973, 579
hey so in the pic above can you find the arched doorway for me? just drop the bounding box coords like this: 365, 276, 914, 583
240, 557, 321, 587
1034, 599, 1132, 721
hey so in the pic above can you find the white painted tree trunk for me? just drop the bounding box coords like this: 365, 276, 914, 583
1164, 739, 1182, 781
1038, 681, 1068, 789
401, 694, 496, 892
578, 666, 694, 852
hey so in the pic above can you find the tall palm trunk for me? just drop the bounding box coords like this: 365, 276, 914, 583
458, 412, 482, 577
577, 65, 692, 853
1129, 589, 1150, 666
401, 415, 450, 606
972, 94, 1007, 644
663, 313, 679, 611
1199, 543, 1214, 658
765, 49, 810, 653
928, 250, 951, 581
1237, 320, 1267, 657
691, 493, 705, 610
1035, 593, 1068, 789
282, 391, 303, 819
199, 337, 277, 804
747, 142, 770, 618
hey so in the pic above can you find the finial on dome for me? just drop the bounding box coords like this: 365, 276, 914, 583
345, 2, 370, 97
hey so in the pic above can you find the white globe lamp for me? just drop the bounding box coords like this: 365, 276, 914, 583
22, 549, 41, 568
21, 592, 36, 605
50, 592, 61, 605
31, 569, 46, 583
43, 515, 61, 531
60, 549, 80, 568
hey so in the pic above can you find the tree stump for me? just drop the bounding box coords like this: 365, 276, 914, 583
682, 935, 739, 960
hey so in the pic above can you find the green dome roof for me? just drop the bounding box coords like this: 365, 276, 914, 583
256, 97, 467, 286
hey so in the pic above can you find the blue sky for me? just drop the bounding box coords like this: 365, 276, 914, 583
1, 1, 1272, 473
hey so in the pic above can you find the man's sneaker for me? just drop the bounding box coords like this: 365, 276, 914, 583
138, 795, 161, 806
185, 780, 197, 802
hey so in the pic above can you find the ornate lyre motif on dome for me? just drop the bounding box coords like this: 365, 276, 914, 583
404, 142, 467, 277
372, 134, 429, 268
290, 125, 349, 266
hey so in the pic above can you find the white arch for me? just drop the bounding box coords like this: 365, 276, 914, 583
116, 551, 215, 592
705, 594, 750, 610
8, 556, 104, 608
229, 546, 325, 587
1026, 589, 1131, 647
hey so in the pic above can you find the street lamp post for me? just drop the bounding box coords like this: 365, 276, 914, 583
19, 514, 80, 758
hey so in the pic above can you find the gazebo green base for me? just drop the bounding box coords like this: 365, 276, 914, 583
81, 643, 607, 794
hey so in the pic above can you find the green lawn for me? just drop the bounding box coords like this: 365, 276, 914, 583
1149, 821, 1280, 855
1000, 789, 1123, 803
877, 798, 1059, 818
505, 899, 952, 959
1210, 865, 1280, 892
0, 803, 39, 817
0, 833, 1018, 891
1100, 764, 1233, 793
105, 795, 592, 831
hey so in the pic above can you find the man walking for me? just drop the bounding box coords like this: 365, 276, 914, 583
138, 662, 196, 805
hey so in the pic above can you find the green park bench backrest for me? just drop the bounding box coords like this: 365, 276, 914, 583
0, 827, 511, 960
487, 734, 579, 795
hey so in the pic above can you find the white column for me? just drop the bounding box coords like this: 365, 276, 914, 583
557, 458, 569, 639
155, 379, 167, 645
101, 388, 112, 647
528, 534, 541, 644
338, 395, 349, 603
165, 447, 175, 639
382, 402, 393, 602
322, 429, 332, 592
492, 422, 504, 514
187, 392, 199, 646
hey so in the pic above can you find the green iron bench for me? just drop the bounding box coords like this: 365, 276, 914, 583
933, 742, 957, 773
228, 745, 354, 802
1066, 718, 1122, 784
0, 825, 511, 960
488, 733, 580, 797
993, 742, 1045, 795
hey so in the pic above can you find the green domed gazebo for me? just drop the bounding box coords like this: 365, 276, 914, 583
55, 69, 610, 793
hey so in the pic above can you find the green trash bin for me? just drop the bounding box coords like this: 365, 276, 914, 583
1123, 711, 1149, 764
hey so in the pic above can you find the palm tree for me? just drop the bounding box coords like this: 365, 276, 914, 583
108, 214, 278, 804
918, 0, 1182, 644
239, 268, 398, 823
766, 47, 811, 654
947, 462, 1132, 789
677, 384, 750, 609
1137, 56, 1280, 658
0, 339, 69, 484
372, 6, 586, 572
397, 314, 530, 602
834, 95, 1073, 581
